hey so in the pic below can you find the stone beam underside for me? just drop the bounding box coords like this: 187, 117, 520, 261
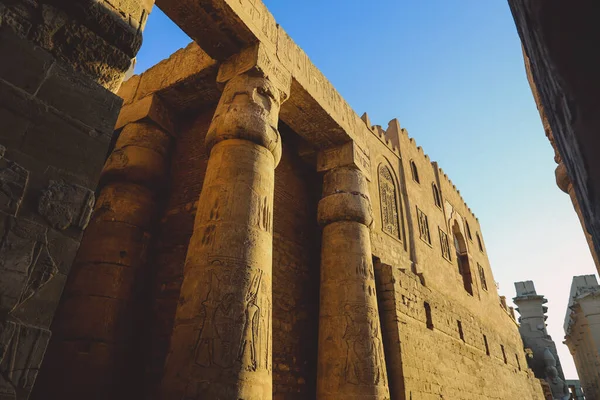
156, 0, 372, 152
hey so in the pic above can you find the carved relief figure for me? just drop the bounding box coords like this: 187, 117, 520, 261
194, 262, 265, 371
378, 165, 400, 239
343, 304, 386, 386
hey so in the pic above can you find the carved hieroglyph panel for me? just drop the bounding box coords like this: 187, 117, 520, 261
193, 257, 271, 374
0, 321, 51, 399
0, 213, 57, 314
378, 165, 400, 239
342, 303, 387, 388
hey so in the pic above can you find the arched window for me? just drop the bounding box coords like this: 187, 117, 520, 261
432, 183, 442, 208
453, 220, 473, 296
476, 232, 484, 252
410, 160, 420, 183
465, 220, 473, 240
378, 164, 401, 239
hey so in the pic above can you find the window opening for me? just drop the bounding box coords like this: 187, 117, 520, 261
410, 161, 420, 183
453, 221, 473, 295
432, 183, 442, 208
417, 207, 431, 244
424, 302, 433, 330
483, 335, 490, 356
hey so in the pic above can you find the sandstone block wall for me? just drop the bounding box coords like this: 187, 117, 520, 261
376, 262, 544, 400
0, 24, 123, 400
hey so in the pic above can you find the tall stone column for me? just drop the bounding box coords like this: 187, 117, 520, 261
316, 143, 390, 400
32, 95, 174, 400
159, 63, 288, 399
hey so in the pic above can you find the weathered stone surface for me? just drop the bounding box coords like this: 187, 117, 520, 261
0, 322, 51, 400
508, 1, 600, 276
38, 180, 95, 230
563, 275, 600, 399
36, 62, 122, 136
160, 73, 283, 400
316, 166, 390, 400
0, 29, 55, 94
115, 94, 175, 136
0, 157, 29, 216
0, 214, 48, 314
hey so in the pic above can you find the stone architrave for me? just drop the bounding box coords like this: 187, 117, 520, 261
316, 148, 390, 400
159, 68, 288, 399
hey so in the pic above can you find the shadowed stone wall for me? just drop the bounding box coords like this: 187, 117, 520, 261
0, 1, 151, 397
508, 0, 600, 277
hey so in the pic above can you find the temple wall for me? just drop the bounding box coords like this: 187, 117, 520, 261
376, 263, 544, 400
359, 119, 543, 399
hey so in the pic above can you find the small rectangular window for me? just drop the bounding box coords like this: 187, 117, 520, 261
457, 320, 464, 341
424, 302, 433, 330
483, 335, 490, 356
416, 207, 431, 244
439, 228, 451, 261
501, 345, 507, 364
515, 354, 521, 371
478, 263, 488, 291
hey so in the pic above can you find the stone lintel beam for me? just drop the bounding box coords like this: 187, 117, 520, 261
118, 42, 220, 114
115, 93, 175, 136
157, 0, 369, 149
317, 141, 372, 182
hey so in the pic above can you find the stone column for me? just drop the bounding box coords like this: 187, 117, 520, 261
315, 143, 390, 399
159, 68, 286, 399
32, 95, 174, 400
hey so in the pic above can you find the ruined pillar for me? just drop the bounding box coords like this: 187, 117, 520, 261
159, 47, 290, 398
32, 95, 174, 400
316, 142, 390, 399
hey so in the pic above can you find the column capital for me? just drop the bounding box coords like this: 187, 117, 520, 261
206, 72, 284, 165
217, 42, 292, 102
316, 141, 371, 181
317, 166, 373, 228
115, 94, 176, 136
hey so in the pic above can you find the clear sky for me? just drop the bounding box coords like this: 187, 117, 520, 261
135, 1, 598, 379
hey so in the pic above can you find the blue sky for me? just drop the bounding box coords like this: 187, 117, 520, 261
135, 1, 597, 379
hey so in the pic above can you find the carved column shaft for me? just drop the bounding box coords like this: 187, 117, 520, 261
33, 104, 173, 399
160, 73, 282, 400
316, 165, 390, 399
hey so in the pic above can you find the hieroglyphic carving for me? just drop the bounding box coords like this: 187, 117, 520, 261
0, 157, 28, 216
226, 0, 278, 48
193, 257, 271, 373
342, 304, 386, 387
201, 199, 220, 246
378, 165, 400, 239
0, 214, 51, 313
256, 196, 272, 233
0, 321, 51, 399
